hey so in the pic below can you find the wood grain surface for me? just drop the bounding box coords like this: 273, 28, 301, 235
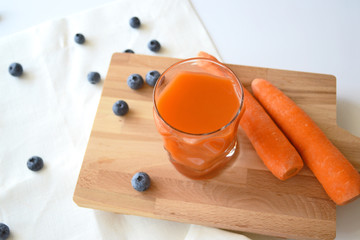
74, 53, 360, 240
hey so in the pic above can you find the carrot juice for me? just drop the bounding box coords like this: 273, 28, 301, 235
153, 58, 244, 179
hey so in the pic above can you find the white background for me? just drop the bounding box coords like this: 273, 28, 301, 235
1, 0, 359, 239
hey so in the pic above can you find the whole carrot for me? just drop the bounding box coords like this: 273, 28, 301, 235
197, 52, 303, 180
252, 78, 360, 205
240, 88, 304, 180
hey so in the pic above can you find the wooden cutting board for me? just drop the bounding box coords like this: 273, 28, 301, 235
73, 53, 360, 240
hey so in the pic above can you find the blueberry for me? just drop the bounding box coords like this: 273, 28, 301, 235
129, 17, 141, 28
124, 49, 135, 54
127, 74, 144, 90
112, 100, 129, 116
87, 72, 101, 84
27, 156, 44, 171
148, 40, 161, 52
0, 223, 10, 240
145, 70, 160, 87
8, 62, 23, 77
74, 33, 85, 44
131, 172, 151, 192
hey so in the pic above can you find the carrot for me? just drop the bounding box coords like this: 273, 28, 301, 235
240, 89, 304, 180
197, 51, 233, 79
198, 51, 218, 61
251, 78, 360, 205
197, 51, 304, 180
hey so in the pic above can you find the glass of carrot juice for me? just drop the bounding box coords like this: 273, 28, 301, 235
153, 58, 245, 179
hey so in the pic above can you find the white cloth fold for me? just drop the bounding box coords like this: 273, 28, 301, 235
184, 225, 251, 240
0, 0, 253, 239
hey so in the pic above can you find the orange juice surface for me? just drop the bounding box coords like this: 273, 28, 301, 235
157, 71, 240, 134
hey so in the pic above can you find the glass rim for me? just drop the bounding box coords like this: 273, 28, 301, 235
153, 57, 245, 136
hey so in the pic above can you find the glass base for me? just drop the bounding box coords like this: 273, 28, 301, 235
166, 139, 239, 180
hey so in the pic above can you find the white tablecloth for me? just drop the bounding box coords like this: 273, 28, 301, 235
0, 0, 254, 239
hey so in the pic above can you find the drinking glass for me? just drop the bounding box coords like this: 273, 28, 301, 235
153, 58, 245, 179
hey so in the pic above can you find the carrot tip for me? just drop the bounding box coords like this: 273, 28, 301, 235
252, 78, 266, 86
338, 194, 360, 206
283, 167, 300, 180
